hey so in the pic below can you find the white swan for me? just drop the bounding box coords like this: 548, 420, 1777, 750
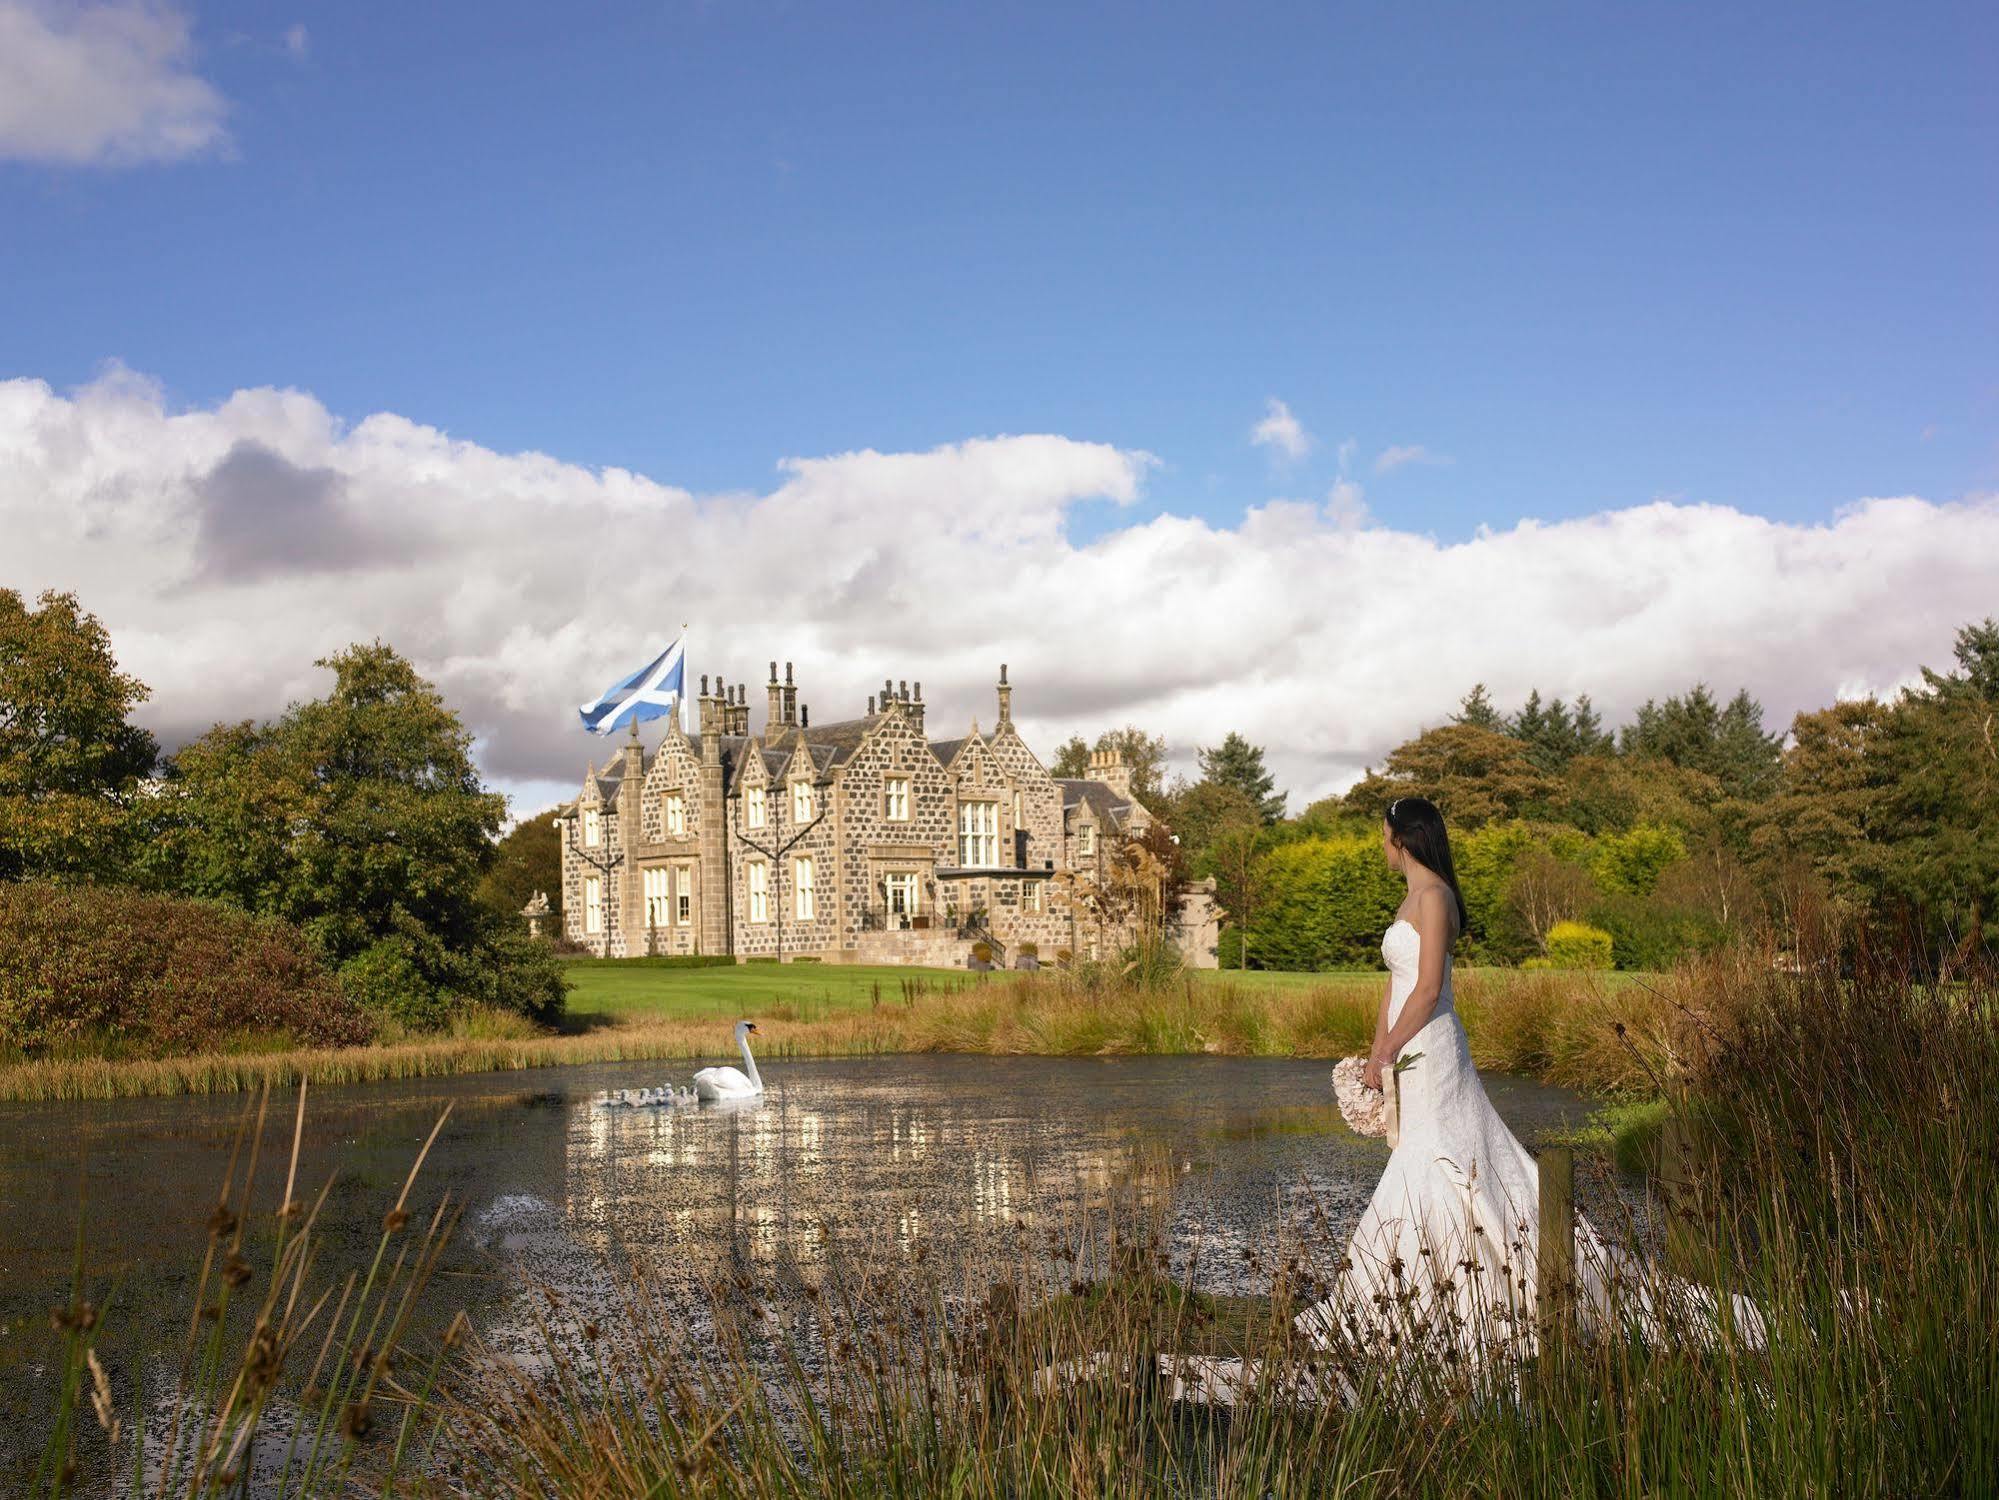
693, 1021, 764, 1101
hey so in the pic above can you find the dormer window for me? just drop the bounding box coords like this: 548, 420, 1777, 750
664, 793, 685, 837
746, 787, 767, 829
884, 776, 910, 821
582, 807, 601, 847
793, 781, 815, 823
1078, 823, 1095, 856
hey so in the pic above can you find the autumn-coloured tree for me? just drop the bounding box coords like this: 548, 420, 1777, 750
1343, 723, 1559, 830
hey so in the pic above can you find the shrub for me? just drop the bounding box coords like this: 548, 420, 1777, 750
466, 928, 568, 1025
338, 936, 451, 1030
971, 941, 995, 964
1588, 892, 1720, 971
0, 880, 371, 1057
1017, 941, 1039, 958
1543, 919, 1614, 970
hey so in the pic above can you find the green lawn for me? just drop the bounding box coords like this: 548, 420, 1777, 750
560, 958, 1655, 1027
560, 960, 984, 1023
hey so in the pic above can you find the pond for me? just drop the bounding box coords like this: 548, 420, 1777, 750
0, 1055, 1601, 1476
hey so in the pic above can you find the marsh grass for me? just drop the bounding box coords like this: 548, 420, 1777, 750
0, 961, 1793, 1104
31, 927, 1999, 1496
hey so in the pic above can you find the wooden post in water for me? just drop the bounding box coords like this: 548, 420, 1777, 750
1537, 1146, 1575, 1370
1660, 1114, 1696, 1276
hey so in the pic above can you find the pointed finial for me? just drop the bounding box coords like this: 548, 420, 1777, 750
785, 661, 794, 684
1000, 663, 1009, 684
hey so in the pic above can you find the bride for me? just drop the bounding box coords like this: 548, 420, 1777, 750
1296, 795, 1544, 1356
1297, 795, 1760, 1360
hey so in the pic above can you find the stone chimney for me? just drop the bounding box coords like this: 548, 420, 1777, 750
782, 661, 798, 731
697, 675, 721, 762
1089, 745, 1133, 800
733, 683, 750, 735
996, 663, 1012, 728
766, 662, 784, 741
909, 680, 925, 736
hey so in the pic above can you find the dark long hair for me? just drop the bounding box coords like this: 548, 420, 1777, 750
1385, 796, 1470, 936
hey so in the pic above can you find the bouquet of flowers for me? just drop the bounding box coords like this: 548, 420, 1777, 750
1332, 1056, 1388, 1138
1333, 1052, 1421, 1147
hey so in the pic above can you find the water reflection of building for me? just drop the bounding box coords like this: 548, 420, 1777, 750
561, 1078, 1151, 1278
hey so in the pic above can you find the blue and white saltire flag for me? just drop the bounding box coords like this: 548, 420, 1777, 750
579, 635, 687, 736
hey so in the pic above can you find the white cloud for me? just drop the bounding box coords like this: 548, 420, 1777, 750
0, 0, 227, 166
4, 369, 1996, 814
1251, 398, 1312, 461
284, 23, 308, 61
1375, 443, 1451, 474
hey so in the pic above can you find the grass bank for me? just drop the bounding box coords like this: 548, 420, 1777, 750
0, 961, 1687, 1103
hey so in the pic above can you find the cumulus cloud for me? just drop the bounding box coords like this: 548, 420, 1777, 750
0, 0, 227, 165
3, 369, 1995, 814
1375, 443, 1451, 474
1251, 399, 1312, 461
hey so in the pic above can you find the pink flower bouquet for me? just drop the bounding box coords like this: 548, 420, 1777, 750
1332, 1056, 1388, 1137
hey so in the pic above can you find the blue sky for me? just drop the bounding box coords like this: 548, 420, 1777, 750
3, 1, 1996, 809
5, 0, 1993, 544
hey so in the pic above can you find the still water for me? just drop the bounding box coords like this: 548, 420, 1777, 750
0, 1054, 1596, 1471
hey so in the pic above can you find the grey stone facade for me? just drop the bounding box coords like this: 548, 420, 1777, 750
557, 663, 1176, 966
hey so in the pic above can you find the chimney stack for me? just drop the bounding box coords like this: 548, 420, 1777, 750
767, 662, 784, 741
996, 663, 1012, 728
782, 661, 798, 729
698, 675, 720, 760
1089, 745, 1133, 800
908, 680, 925, 736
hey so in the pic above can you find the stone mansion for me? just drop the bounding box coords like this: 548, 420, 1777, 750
558, 663, 1210, 967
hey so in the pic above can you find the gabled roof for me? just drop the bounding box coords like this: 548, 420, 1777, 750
927, 727, 1000, 768
797, 713, 883, 767
1056, 778, 1133, 828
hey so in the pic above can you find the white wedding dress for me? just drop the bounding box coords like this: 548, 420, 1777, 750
1296, 918, 1764, 1358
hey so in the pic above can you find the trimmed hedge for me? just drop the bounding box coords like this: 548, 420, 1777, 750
558, 954, 735, 970
0, 881, 372, 1056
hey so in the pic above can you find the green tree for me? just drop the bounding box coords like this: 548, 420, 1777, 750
1750, 700, 1887, 912
1162, 778, 1261, 874
1050, 734, 1090, 779
0, 589, 158, 881
479, 808, 565, 925
1242, 833, 1403, 970
1621, 684, 1782, 802
1094, 724, 1170, 805
1453, 684, 1505, 730
1592, 822, 1688, 896
152, 642, 564, 1026
1509, 690, 1614, 771
1197, 732, 1286, 823
1860, 621, 1999, 963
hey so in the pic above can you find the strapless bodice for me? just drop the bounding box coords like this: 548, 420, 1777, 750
1383, 917, 1454, 1029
